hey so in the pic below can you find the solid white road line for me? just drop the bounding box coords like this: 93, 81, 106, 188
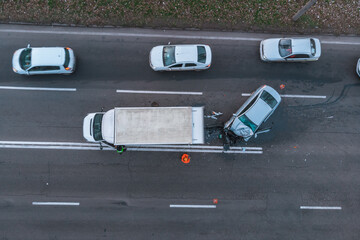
0, 141, 262, 154
127, 147, 262, 154
242, 93, 326, 99
32, 202, 80, 206
116, 89, 202, 95
300, 206, 342, 210
321, 41, 360, 45
0, 29, 263, 41
0, 86, 76, 92
1, 29, 360, 45
135, 144, 262, 150
170, 205, 216, 208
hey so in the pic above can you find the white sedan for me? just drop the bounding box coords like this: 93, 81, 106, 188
149, 44, 212, 71
12, 44, 76, 75
224, 85, 281, 142
260, 38, 321, 62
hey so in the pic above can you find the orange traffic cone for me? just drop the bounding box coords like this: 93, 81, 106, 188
181, 154, 190, 164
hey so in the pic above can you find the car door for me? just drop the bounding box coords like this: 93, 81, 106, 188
27, 66, 61, 75
168, 63, 183, 71
184, 63, 197, 71
285, 54, 310, 62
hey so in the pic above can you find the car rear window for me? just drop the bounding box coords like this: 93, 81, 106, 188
260, 90, 278, 108
64, 48, 70, 68
19, 48, 32, 70
279, 39, 292, 57
197, 46, 206, 63
163, 46, 176, 66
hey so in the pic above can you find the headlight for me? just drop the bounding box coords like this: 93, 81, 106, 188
12, 67, 17, 73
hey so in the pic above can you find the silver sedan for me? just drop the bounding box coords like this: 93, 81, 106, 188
149, 44, 212, 71
260, 37, 321, 62
224, 85, 281, 142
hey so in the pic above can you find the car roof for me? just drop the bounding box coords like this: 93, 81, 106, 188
245, 98, 272, 126
291, 38, 311, 54
175, 45, 198, 63
31, 47, 65, 66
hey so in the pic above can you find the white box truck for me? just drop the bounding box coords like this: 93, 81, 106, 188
83, 107, 204, 146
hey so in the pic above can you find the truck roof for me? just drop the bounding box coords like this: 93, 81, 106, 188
113, 107, 198, 145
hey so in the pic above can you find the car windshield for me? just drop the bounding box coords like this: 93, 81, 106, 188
310, 39, 316, 56
163, 46, 176, 66
93, 114, 103, 141
197, 46, 206, 63
238, 115, 257, 132
260, 90, 278, 108
19, 48, 32, 70
279, 39, 292, 57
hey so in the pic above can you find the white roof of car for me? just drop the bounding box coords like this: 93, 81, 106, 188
244, 85, 281, 126
31, 47, 65, 66
292, 38, 311, 54
175, 45, 198, 63
245, 98, 272, 126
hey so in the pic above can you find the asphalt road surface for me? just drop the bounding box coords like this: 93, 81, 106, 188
0, 24, 359, 240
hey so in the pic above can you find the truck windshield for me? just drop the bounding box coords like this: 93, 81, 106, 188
93, 114, 104, 141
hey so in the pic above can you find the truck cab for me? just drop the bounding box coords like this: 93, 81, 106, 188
83, 112, 104, 142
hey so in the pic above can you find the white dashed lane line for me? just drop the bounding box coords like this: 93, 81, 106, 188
116, 89, 203, 95
242, 93, 327, 99
300, 206, 342, 210
170, 205, 216, 208
32, 202, 80, 206
0, 86, 76, 92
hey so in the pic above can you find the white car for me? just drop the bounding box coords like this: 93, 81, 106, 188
12, 44, 76, 75
149, 44, 212, 71
260, 38, 321, 62
224, 85, 281, 142
356, 58, 360, 77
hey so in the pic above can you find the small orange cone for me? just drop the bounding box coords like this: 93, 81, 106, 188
213, 198, 218, 204
181, 154, 190, 164
280, 84, 285, 90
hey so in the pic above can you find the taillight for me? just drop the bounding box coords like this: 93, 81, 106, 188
65, 47, 71, 50
206, 64, 211, 68
65, 67, 72, 71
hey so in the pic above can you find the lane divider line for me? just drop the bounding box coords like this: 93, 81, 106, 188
0, 29, 263, 41
0, 141, 262, 150
300, 206, 342, 210
0, 86, 76, 92
130, 144, 262, 150
0, 141, 262, 154
1, 29, 359, 45
32, 202, 80, 206
242, 93, 326, 99
116, 89, 202, 95
170, 205, 216, 208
